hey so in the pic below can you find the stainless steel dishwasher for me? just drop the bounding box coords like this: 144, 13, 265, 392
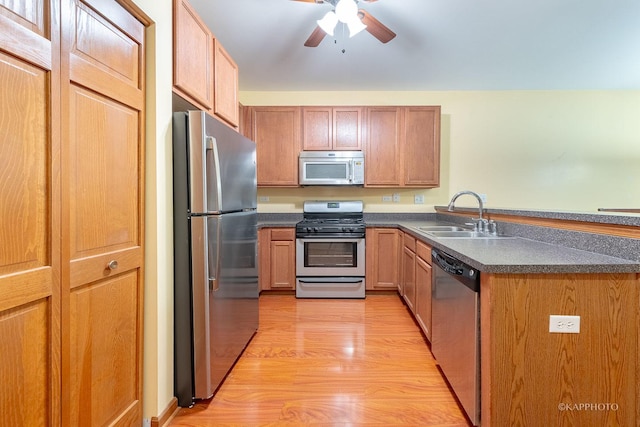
431, 248, 480, 426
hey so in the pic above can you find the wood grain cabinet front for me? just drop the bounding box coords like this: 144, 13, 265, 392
250, 106, 301, 187
259, 228, 296, 290
173, 0, 239, 127
173, 0, 213, 110
365, 228, 400, 290
302, 106, 362, 151
365, 106, 441, 187
414, 241, 432, 341
401, 234, 416, 312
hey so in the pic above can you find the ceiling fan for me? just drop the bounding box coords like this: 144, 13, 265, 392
292, 0, 396, 47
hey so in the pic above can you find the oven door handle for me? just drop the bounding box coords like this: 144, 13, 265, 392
297, 277, 364, 283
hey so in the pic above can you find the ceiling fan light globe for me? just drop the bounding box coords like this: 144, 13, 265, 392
335, 0, 358, 23
317, 11, 338, 36
346, 16, 367, 37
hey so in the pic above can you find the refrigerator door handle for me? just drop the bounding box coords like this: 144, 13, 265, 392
205, 136, 222, 213
207, 217, 222, 292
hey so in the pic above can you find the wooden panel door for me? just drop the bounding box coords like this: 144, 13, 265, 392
364, 107, 402, 186
251, 106, 301, 186
213, 38, 239, 126
63, 0, 145, 425
173, 0, 212, 109
365, 228, 399, 290
415, 254, 432, 341
0, 1, 61, 425
302, 107, 332, 150
404, 106, 441, 187
402, 242, 416, 313
333, 107, 361, 150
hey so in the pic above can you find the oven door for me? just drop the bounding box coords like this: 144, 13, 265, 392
296, 237, 365, 277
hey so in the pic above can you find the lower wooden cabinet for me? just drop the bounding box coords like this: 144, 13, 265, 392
259, 228, 296, 290
415, 241, 432, 341
401, 234, 417, 312
365, 228, 400, 290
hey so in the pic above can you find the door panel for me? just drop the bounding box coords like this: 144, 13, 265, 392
0, 53, 49, 276
0, 300, 50, 426
64, 0, 145, 425
0, 0, 45, 35
0, 2, 60, 425
69, 271, 140, 426
68, 86, 140, 260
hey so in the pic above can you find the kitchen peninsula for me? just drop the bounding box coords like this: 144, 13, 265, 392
259, 207, 640, 426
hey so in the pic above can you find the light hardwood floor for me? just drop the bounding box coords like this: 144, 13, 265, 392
168, 294, 471, 426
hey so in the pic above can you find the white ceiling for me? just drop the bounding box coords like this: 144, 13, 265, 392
188, 0, 640, 91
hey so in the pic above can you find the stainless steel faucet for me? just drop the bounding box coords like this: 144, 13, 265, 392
447, 191, 487, 231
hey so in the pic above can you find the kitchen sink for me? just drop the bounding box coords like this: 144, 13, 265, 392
425, 230, 513, 239
417, 225, 470, 232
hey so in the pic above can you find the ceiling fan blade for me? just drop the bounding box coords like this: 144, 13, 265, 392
304, 26, 327, 47
358, 9, 396, 43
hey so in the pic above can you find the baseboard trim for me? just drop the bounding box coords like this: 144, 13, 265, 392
151, 397, 179, 427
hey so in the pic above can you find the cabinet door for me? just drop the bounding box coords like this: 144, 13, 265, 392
302, 107, 332, 150
252, 107, 301, 186
270, 239, 296, 290
365, 228, 400, 290
173, 0, 212, 109
365, 107, 402, 186
65, 1, 145, 425
0, 2, 60, 425
402, 246, 416, 313
213, 38, 239, 126
404, 106, 441, 187
333, 107, 362, 150
415, 255, 432, 341
258, 228, 271, 290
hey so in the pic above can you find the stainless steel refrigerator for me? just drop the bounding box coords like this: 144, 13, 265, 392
172, 110, 259, 407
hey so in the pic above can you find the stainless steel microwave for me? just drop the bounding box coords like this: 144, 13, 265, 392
299, 151, 365, 186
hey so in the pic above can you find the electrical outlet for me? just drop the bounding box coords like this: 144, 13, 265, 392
414, 194, 425, 204
549, 315, 580, 333
258, 196, 269, 202
382, 195, 392, 202
392, 193, 400, 202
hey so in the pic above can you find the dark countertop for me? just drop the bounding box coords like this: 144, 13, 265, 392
258, 212, 640, 274
375, 220, 640, 274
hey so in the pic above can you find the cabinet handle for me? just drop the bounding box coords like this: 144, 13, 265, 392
107, 260, 119, 270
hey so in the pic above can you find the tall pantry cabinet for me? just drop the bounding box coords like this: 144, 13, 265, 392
0, 0, 147, 425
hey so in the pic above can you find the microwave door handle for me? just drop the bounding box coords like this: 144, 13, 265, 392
349, 159, 353, 183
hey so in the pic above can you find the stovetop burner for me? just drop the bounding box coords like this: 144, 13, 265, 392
296, 200, 365, 238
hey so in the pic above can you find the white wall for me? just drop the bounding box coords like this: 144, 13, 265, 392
132, 0, 175, 421
243, 90, 640, 212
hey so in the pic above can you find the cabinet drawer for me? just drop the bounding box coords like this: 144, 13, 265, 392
270, 228, 295, 241
403, 233, 416, 252
416, 241, 431, 264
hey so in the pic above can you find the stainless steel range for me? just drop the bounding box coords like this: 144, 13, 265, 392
295, 200, 366, 298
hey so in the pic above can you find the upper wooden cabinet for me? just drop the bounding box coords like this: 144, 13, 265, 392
365, 106, 441, 187
302, 106, 362, 151
173, 0, 239, 127
364, 107, 402, 186
173, 0, 212, 109
213, 39, 239, 126
250, 106, 301, 186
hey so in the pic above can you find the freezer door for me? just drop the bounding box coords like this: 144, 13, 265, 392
192, 210, 259, 399
187, 110, 257, 214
